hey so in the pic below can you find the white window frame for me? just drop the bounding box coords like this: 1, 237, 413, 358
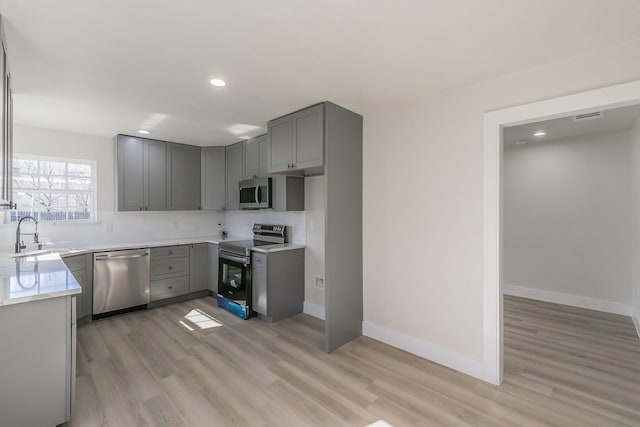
9, 153, 98, 223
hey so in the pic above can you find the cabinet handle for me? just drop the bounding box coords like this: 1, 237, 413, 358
168, 266, 173, 270
145, 207, 148, 211
139, 207, 142, 211
169, 251, 173, 255
168, 286, 173, 289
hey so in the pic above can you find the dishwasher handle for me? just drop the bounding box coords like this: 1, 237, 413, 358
95, 253, 149, 261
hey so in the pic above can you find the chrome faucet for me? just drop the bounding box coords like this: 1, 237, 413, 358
15, 216, 41, 254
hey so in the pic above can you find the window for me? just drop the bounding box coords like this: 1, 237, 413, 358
10, 154, 96, 222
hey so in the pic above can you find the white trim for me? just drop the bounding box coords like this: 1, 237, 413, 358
633, 306, 640, 340
483, 79, 640, 386
303, 301, 325, 320
504, 284, 632, 316
363, 321, 484, 380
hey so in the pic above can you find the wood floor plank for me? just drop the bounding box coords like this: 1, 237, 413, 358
68, 295, 640, 427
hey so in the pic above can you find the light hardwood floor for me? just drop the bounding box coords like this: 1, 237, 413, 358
67, 295, 640, 427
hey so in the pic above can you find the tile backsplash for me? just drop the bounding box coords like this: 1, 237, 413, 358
224, 210, 307, 244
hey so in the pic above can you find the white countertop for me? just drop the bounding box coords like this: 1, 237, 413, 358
0, 253, 81, 308
0, 234, 305, 308
251, 243, 306, 253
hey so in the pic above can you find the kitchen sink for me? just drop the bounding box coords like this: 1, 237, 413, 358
9, 249, 55, 258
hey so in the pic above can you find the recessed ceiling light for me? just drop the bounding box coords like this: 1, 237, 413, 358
533, 131, 546, 137
138, 129, 150, 135
210, 78, 226, 87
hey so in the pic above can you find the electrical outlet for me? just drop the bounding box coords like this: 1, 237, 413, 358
314, 276, 325, 289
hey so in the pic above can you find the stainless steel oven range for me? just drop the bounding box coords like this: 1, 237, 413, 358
217, 224, 286, 319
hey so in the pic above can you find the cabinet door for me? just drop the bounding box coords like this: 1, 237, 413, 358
189, 243, 209, 293
208, 243, 219, 293
252, 252, 268, 315
201, 147, 226, 211
167, 143, 201, 210
292, 104, 324, 170
70, 269, 87, 319
144, 139, 167, 211
257, 135, 269, 178
242, 137, 260, 180
116, 135, 145, 211
225, 142, 243, 211
267, 115, 293, 173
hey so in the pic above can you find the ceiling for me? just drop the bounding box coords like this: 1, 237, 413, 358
503, 104, 640, 146
2, 1, 640, 146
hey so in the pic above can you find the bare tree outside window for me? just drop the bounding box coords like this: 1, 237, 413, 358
11, 155, 95, 222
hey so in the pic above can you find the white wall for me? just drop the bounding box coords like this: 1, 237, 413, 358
504, 131, 632, 305
632, 117, 640, 329
304, 175, 325, 313
0, 125, 223, 252
362, 39, 640, 372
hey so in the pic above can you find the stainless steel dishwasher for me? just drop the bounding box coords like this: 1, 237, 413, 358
93, 248, 150, 318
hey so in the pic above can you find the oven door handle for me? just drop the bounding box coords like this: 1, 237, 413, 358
219, 252, 250, 266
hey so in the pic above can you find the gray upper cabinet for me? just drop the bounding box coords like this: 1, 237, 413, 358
0, 18, 14, 209
267, 115, 292, 173
225, 142, 243, 211
167, 142, 201, 210
268, 103, 324, 173
144, 139, 167, 210
116, 135, 167, 211
201, 147, 226, 211
243, 134, 268, 179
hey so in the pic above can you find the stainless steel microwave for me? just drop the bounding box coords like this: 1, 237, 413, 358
239, 177, 271, 209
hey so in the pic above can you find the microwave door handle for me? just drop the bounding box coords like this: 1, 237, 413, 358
255, 185, 260, 205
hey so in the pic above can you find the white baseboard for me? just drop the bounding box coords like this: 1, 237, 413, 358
503, 284, 632, 316
633, 306, 640, 340
303, 301, 325, 320
362, 320, 484, 381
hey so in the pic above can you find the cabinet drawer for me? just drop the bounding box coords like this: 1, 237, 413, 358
150, 257, 189, 280
150, 245, 189, 259
150, 277, 189, 301
63, 254, 86, 272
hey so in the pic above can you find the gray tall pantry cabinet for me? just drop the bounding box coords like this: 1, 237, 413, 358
267, 102, 363, 353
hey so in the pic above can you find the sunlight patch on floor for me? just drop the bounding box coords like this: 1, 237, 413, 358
182, 308, 223, 330
365, 421, 394, 427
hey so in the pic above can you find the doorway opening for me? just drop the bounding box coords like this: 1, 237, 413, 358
482, 79, 640, 386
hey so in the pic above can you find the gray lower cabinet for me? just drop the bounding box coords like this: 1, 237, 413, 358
189, 243, 209, 293
116, 135, 167, 211
251, 248, 304, 322
243, 134, 268, 179
201, 147, 226, 210
226, 142, 243, 210
167, 142, 201, 210
0, 296, 75, 426
62, 253, 93, 320
208, 243, 218, 293
150, 245, 189, 301
268, 103, 324, 173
